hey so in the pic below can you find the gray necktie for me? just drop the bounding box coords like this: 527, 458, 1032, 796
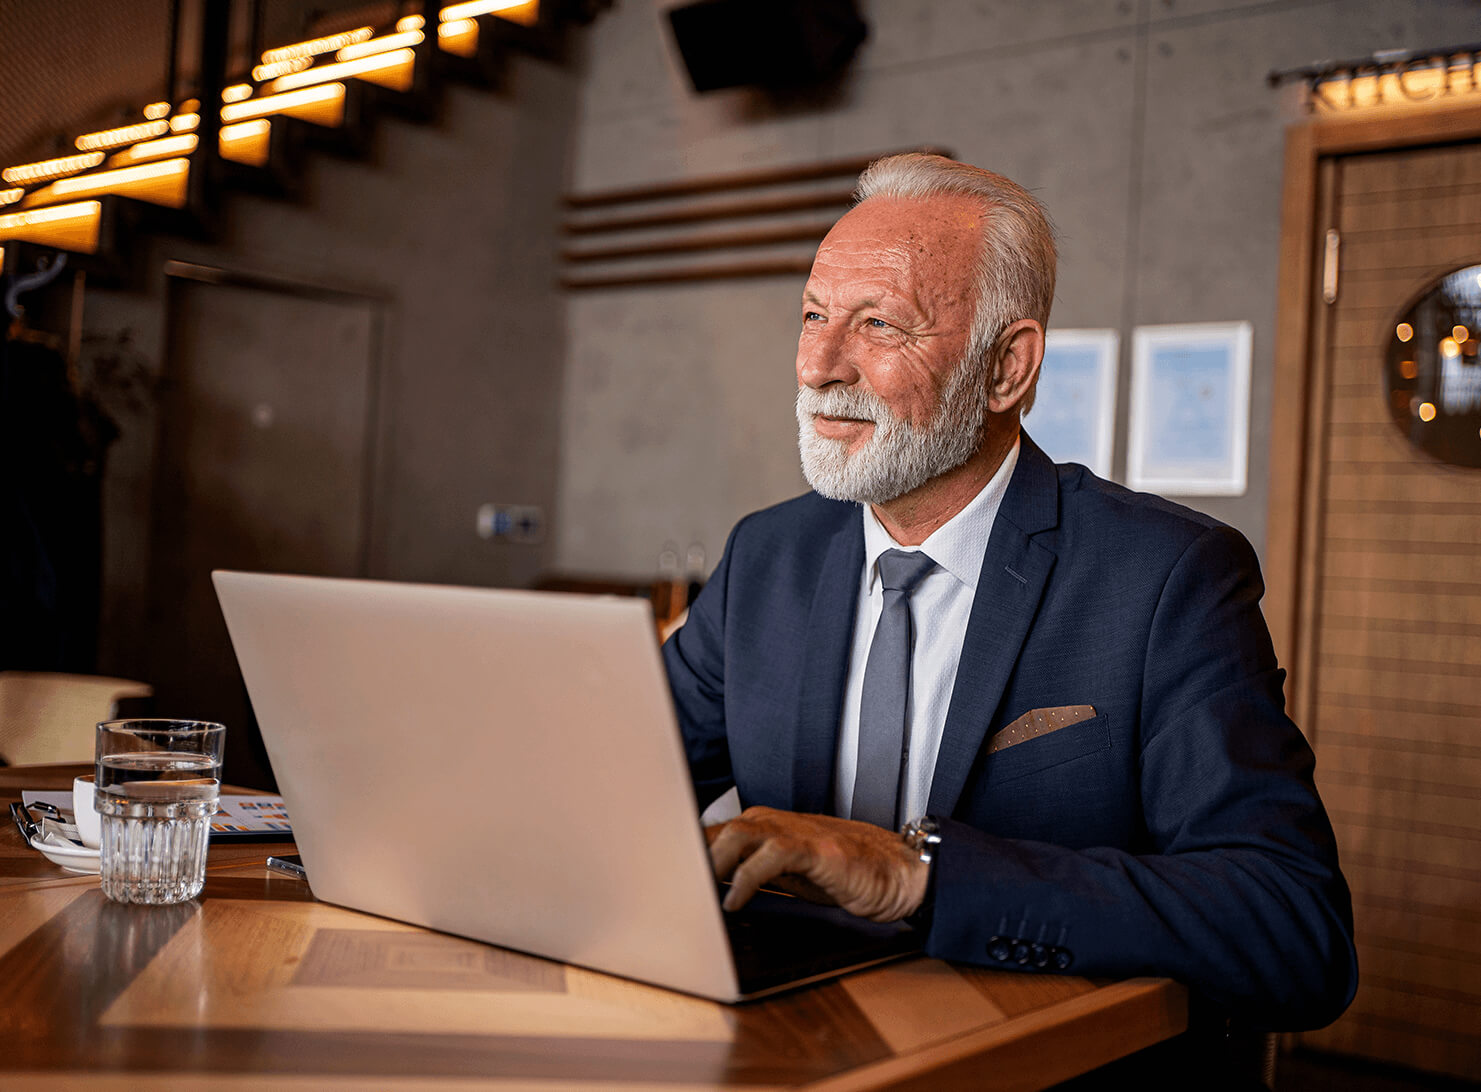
851, 548, 936, 829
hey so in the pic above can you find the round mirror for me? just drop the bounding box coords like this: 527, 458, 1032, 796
1384, 264, 1481, 468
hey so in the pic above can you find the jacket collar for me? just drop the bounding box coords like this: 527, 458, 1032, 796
928, 431, 1061, 815
789, 509, 863, 813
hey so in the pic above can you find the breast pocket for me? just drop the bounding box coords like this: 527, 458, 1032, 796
983, 712, 1112, 786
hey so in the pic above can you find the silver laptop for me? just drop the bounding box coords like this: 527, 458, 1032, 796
213, 571, 917, 1002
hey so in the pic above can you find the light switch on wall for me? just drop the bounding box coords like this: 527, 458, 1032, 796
476, 504, 545, 544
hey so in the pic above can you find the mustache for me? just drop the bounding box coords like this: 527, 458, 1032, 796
795, 385, 892, 423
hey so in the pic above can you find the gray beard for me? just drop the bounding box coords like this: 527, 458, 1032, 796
795, 354, 993, 505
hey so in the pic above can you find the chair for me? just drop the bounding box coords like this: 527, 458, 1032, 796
0, 671, 153, 765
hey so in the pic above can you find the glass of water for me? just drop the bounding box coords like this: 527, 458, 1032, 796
95, 720, 226, 905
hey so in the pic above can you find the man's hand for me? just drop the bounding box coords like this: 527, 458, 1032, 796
706, 806, 929, 923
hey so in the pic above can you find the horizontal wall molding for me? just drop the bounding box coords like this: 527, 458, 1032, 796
563, 147, 950, 208
560, 146, 950, 290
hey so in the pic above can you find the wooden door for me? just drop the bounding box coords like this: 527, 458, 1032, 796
1293, 142, 1481, 1080
145, 272, 382, 790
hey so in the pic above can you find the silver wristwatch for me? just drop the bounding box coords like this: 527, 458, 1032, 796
901, 815, 942, 863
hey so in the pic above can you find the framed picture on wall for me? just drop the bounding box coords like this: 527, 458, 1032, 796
1127, 321, 1252, 496
1029, 329, 1119, 478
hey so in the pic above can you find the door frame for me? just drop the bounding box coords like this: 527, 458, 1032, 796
1267, 97, 1481, 720
157, 259, 393, 579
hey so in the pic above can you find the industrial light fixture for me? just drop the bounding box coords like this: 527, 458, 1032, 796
109, 134, 199, 167
265, 48, 416, 95
260, 27, 373, 66
219, 120, 272, 166
22, 158, 190, 210
440, 0, 539, 25
252, 57, 313, 81
220, 83, 346, 127
75, 120, 170, 151
0, 201, 102, 253
337, 29, 425, 61
2, 152, 105, 186
438, 18, 478, 56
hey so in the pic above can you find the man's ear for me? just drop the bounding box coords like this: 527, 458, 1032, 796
987, 319, 1044, 415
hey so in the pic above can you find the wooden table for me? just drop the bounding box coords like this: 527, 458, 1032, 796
1, 765, 1186, 1089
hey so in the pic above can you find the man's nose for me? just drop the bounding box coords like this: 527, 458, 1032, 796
796, 326, 859, 390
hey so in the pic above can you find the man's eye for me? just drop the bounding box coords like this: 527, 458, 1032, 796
866, 317, 889, 329
803, 311, 825, 322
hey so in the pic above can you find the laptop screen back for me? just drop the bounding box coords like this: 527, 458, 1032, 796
213, 571, 741, 1000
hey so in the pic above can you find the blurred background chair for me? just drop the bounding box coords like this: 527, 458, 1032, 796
0, 671, 153, 765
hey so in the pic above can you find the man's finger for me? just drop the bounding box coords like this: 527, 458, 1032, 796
707, 818, 767, 880
723, 839, 801, 912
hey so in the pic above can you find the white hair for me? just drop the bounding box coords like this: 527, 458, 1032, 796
853, 153, 1057, 413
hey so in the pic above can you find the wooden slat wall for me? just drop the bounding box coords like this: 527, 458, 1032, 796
1299, 143, 1481, 1080
558, 148, 950, 289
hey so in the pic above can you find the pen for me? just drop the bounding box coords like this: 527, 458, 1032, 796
10, 802, 39, 845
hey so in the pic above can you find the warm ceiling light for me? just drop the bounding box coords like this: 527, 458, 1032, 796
1454, 325, 1470, 343
336, 30, 424, 60
1395, 322, 1413, 342
438, 18, 478, 55
144, 101, 171, 119
252, 56, 313, 81
397, 15, 426, 31
0, 200, 102, 253
27, 157, 191, 210
1418, 401, 1437, 422
169, 113, 201, 133
2, 151, 106, 185
220, 83, 346, 127
219, 120, 272, 166
266, 49, 415, 95
261, 26, 373, 65
75, 119, 170, 151
222, 84, 254, 103
1399, 359, 1418, 380
440, 0, 536, 21
108, 133, 199, 167
1441, 337, 1460, 357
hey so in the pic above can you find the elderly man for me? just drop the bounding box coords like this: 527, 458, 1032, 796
662, 153, 1357, 1034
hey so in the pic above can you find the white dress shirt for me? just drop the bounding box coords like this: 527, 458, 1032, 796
832, 438, 1021, 825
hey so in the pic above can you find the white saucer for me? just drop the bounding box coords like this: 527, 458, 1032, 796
30, 832, 101, 875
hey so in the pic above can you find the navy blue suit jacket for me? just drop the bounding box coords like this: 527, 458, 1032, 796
663, 434, 1357, 1029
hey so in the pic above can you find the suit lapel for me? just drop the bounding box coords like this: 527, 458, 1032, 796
790, 512, 864, 813
928, 435, 1060, 816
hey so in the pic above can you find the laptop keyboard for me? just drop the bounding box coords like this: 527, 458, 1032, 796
722, 888, 921, 996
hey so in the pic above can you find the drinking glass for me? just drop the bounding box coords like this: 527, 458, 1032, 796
95, 719, 225, 905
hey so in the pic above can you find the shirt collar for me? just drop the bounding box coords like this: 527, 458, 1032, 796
862, 436, 1021, 594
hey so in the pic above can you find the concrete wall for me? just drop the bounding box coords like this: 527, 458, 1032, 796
85, 57, 579, 680
554, 0, 1481, 579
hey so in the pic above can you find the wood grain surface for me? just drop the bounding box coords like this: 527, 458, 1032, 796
0, 765, 1186, 1088
1271, 127, 1481, 1082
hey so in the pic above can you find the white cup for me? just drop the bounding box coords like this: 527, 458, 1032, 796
73, 774, 101, 848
